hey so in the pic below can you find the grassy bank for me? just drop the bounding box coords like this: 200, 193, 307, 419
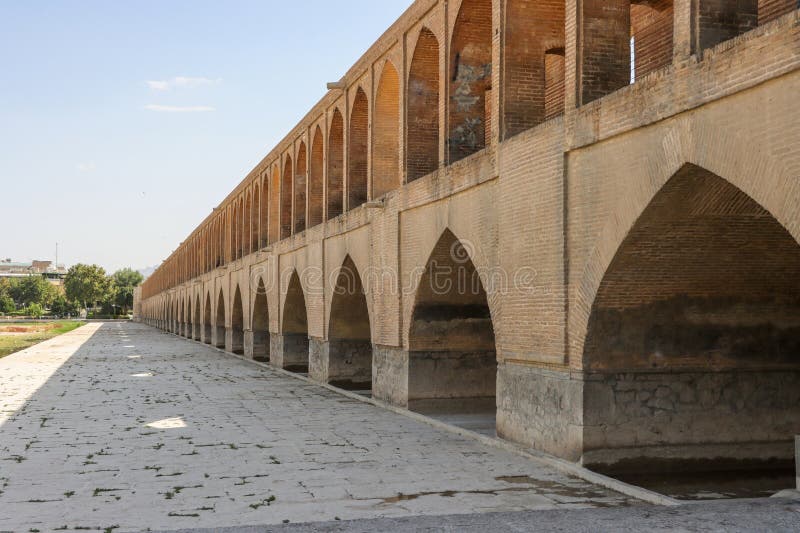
0, 322, 84, 359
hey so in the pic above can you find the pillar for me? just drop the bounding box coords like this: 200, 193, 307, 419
270, 334, 309, 373
309, 338, 373, 390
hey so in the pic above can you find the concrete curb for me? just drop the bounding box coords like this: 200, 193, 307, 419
163, 328, 680, 507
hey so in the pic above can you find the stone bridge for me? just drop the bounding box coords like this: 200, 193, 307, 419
135, 0, 800, 472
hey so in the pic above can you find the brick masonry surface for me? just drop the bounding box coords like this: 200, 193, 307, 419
135, 2, 800, 466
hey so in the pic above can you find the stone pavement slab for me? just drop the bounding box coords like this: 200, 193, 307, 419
153, 497, 800, 533
0, 323, 639, 532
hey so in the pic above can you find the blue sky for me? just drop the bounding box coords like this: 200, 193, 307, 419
0, 0, 411, 274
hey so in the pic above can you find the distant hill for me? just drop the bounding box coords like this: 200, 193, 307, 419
137, 265, 157, 279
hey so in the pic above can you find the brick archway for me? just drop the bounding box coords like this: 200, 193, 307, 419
580, 163, 800, 470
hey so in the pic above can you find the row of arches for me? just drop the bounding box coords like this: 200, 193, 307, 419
142, 0, 797, 300
144, 161, 800, 475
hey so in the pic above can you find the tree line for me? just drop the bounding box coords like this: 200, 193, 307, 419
0, 265, 144, 318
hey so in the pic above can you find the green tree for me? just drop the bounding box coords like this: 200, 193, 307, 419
0, 293, 15, 314
64, 264, 111, 310
27, 303, 44, 318
50, 294, 79, 317
110, 268, 144, 314
8, 276, 57, 307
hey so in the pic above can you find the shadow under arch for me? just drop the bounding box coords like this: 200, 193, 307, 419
280, 270, 309, 373
252, 278, 270, 362
325, 255, 372, 391
214, 290, 226, 349
193, 293, 201, 341
407, 228, 497, 433
203, 292, 212, 344
581, 163, 800, 473
231, 285, 244, 355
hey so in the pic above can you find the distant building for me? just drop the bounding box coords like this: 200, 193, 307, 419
0, 259, 67, 286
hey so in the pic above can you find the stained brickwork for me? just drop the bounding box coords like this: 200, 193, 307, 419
138, 2, 800, 470
448, 0, 492, 162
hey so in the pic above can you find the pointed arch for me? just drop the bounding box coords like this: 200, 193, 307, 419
327, 255, 373, 390
309, 126, 325, 227
373, 62, 400, 198
244, 192, 252, 257
407, 229, 497, 428
407, 28, 440, 182
348, 88, 369, 210
259, 176, 269, 248
581, 163, 800, 469
193, 293, 201, 341
215, 290, 226, 349
252, 278, 270, 362
231, 285, 244, 354
251, 185, 260, 252
294, 142, 307, 234
281, 156, 293, 239
327, 109, 345, 219
449, 0, 492, 163
281, 270, 309, 373
203, 292, 212, 344
503, 0, 565, 137
269, 165, 280, 244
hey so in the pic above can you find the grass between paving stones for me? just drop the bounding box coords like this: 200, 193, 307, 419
0, 321, 84, 358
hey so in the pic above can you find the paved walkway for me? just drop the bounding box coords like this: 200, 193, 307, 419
154, 497, 800, 532
0, 323, 639, 532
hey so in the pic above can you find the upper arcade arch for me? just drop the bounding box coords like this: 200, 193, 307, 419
373, 62, 401, 198
348, 88, 369, 210
407, 27, 440, 182
309, 126, 325, 227
448, 0, 492, 164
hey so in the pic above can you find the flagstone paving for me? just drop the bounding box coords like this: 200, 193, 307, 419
0, 322, 640, 532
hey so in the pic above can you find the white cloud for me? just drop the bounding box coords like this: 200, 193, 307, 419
143, 104, 216, 113
77, 162, 96, 172
145, 76, 222, 91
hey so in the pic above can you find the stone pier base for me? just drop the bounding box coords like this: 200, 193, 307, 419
225, 327, 245, 355
213, 326, 225, 349
373, 346, 409, 407
270, 334, 309, 372
309, 339, 372, 390
243, 330, 254, 359
252, 330, 270, 362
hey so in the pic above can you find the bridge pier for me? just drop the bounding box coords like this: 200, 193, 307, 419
213, 324, 225, 349
270, 334, 309, 373
202, 323, 212, 344
225, 327, 244, 355
251, 330, 270, 362
309, 339, 372, 391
